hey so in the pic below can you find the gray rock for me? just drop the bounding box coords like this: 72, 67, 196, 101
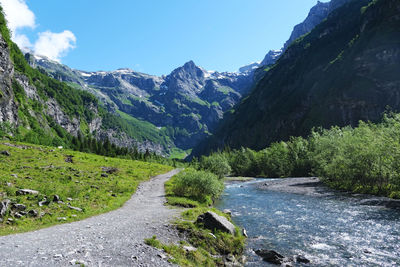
14, 212, 24, 218
53, 195, 61, 202
182, 245, 197, 252
11, 203, 26, 211
68, 206, 83, 212
223, 209, 232, 216
254, 249, 284, 264
196, 211, 236, 235
242, 228, 248, 238
38, 198, 51, 207
28, 209, 38, 217
16, 189, 39, 196
0, 199, 11, 218
294, 255, 310, 264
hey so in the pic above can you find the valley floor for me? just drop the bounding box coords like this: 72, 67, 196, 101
0, 169, 181, 267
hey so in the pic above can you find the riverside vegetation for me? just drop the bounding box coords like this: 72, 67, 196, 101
0, 141, 172, 235
145, 168, 246, 267
197, 113, 400, 199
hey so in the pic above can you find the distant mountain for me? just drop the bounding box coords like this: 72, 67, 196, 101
193, 0, 400, 154
30, 56, 254, 152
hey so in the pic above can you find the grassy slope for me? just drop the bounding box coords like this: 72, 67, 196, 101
0, 142, 172, 235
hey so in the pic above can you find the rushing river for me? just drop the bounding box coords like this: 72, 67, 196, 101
216, 179, 400, 266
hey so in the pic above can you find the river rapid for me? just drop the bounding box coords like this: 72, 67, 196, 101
216, 179, 400, 266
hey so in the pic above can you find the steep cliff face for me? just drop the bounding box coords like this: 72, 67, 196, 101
261, 0, 351, 67
194, 0, 400, 155
0, 35, 17, 125
0, 10, 167, 154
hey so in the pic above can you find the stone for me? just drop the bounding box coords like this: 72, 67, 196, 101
68, 205, 83, 212
7, 218, 14, 224
10, 174, 18, 178
157, 253, 167, 259
223, 209, 232, 216
183, 245, 197, 252
102, 167, 118, 174
196, 211, 236, 235
38, 198, 51, 207
67, 197, 73, 201
294, 255, 310, 264
101, 173, 108, 178
28, 209, 38, 217
254, 249, 284, 264
16, 189, 39, 196
53, 195, 61, 202
0, 150, 11, 156
11, 203, 26, 211
64, 155, 74, 163
14, 212, 24, 218
57, 217, 67, 221
0, 199, 11, 218
242, 228, 248, 237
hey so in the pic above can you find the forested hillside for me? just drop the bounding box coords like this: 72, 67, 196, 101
194, 0, 400, 155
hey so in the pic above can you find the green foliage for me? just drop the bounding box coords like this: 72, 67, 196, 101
0, 141, 172, 235
199, 153, 231, 179
170, 169, 223, 204
200, 112, 400, 198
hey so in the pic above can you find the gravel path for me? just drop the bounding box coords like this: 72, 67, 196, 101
0, 169, 182, 267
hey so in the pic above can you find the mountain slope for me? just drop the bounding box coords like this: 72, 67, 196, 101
30, 56, 254, 151
194, 0, 400, 154
260, 0, 351, 67
0, 7, 169, 154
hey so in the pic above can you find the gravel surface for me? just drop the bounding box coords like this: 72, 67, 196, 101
0, 169, 182, 267
257, 177, 333, 197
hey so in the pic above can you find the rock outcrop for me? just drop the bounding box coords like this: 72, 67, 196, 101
196, 211, 236, 235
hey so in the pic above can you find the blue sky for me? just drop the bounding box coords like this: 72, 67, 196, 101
4, 0, 328, 75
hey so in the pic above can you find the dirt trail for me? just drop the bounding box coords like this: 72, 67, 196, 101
0, 169, 181, 266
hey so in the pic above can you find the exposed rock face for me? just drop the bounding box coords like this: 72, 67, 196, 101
0, 35, 18, 126
260, 0, 351, 67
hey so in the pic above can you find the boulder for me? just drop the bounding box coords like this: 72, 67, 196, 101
0, 150, 10, 156
11, 203, 26, 211
68, 205, 83, 212
38, 198, 51, 207
294, 255, 310, 264
14, 212, 24, 218
28, 209, 38, 217
242, 228, 248, 237
254, 249, 284, 264
16, 189, 39, 196
0, 199, 11, 217
53, 195, 61, 202
101, 167, 118, 174
196, 211, 236, 235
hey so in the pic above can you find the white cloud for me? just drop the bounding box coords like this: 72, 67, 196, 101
34, 31, 76, 62
13, 33, 32, 48
0, 0, 76, 62
0, 0, 35, 33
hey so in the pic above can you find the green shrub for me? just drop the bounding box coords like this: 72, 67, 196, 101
200, 153, 231, 179
172, 169, 224, 203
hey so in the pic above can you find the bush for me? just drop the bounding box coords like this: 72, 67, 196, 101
200, 153, 231, 179
172, 169, 224, 203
